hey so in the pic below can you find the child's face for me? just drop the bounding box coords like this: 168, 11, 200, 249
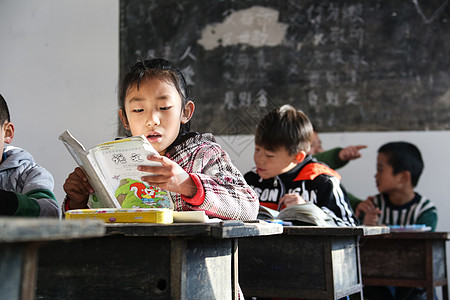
309, 131, 323, 155
253, 144, 298, 179
375, 152, 403, 194
119, 78, 191, 155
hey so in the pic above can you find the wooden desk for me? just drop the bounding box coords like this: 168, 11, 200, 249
360, 231, 449, 300
36, 220, 282, 300
239, 226, 389, 300
0, 217, 105, 300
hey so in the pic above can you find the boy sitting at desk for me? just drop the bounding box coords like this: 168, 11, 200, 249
356, 141, 437, 230
0, 93, 58, 217
244, 105, 357, 227
357, 141, 438, 300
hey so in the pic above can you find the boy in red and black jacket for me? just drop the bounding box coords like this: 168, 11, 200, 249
244, 105, 357, 227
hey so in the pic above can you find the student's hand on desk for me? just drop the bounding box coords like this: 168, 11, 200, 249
139, 155, 197, 198
280, 193, 306, 208
339, 145, 367, 161
63, 167, 92, 209
362, 209, 381, 226
355, 196, 381, 225
355, 196, 376, 218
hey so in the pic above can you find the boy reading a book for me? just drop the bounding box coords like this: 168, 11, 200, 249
62, 58, 258, 221
0, 93, 58, 217
244, 105, 357, 226
357, 142, 437, 300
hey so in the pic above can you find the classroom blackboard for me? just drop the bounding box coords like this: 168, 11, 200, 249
120, 0, 450, 134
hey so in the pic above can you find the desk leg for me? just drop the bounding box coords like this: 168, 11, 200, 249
232, 239, 238, 300
20, 244, 39, 300
443, 284, 449, 300
355, 236, 363, 300
170, 238, 234, 300
425, 240, 433, 300
443, 239, 449, 300
170, 239, 185, 300
0, 243, 38, 300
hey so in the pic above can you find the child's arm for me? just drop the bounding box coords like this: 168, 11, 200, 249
187, 147, 259, 221
141, 144, 259, 221
361, 209, 381, 226
279, 193, 307, 208
314, 147, 348, 169
315, 176, 357, 226
187, 144, 259, 221
354, 196, 376, 218
314, 145, 367, 170
0, 166, 58, 217
416, 207, 438, 231
338, 145, 367, 161
139, 155, 197, 197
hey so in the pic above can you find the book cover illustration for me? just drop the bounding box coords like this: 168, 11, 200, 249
91, 138, 172, 209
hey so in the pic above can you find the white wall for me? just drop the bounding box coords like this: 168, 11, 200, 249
0, 0, 119, 204
1, 1, 449, 298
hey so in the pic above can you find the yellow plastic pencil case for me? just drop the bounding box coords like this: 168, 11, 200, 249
65, 208, 173, 224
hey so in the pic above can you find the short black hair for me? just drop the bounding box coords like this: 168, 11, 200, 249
0, 93, 10, 124
378, 141, 424, 187
255, 105, 313, 155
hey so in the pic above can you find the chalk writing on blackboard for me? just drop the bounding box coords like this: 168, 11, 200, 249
120, 0, 450, 134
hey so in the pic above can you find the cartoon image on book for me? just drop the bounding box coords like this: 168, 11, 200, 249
115, 178, 169, 208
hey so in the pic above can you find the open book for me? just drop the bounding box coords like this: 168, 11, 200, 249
59, 130, 172, 209
257, 203, 337, 226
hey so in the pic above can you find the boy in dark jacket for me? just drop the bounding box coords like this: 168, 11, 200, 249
244, 105, 357, 226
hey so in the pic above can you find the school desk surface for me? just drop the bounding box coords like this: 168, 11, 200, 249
239, 225, 389, 300
0, 217, 105, 300
35, 220, 282, 300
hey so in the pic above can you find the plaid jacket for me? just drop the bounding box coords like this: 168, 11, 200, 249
165, 133, 259, 221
